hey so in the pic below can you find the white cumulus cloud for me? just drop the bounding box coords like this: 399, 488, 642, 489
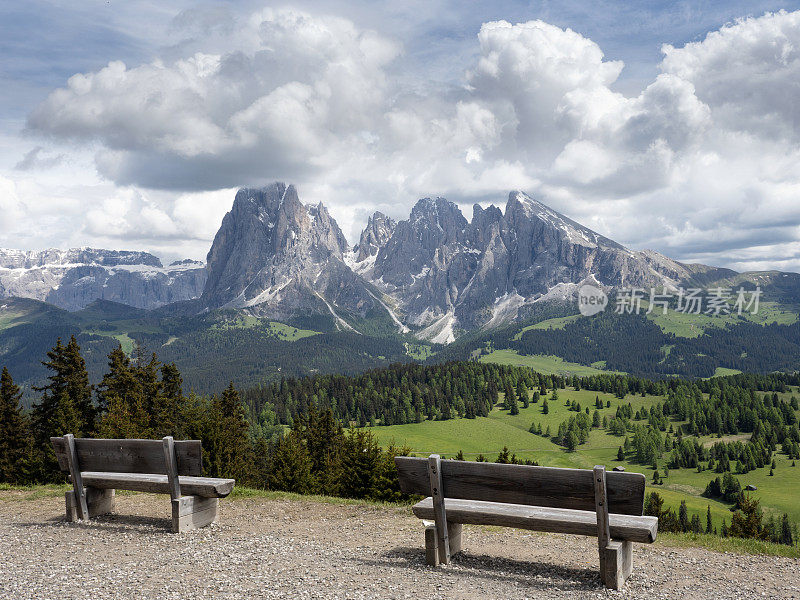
12, 8, 800, 272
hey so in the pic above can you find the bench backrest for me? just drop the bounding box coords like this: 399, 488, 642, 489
51, 437, 203, 476
395, 456, 646, 516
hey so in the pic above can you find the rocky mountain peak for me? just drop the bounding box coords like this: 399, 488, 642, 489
201, 184, 379, 328
408, 197, 468, 242
504, 191, 622, 250
355, 211, 396, 262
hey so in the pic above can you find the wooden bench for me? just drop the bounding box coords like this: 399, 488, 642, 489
395, 454, 658, 589
51, 434, 235, 532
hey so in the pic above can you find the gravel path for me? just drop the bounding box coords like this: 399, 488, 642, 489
1, 491, 798, 599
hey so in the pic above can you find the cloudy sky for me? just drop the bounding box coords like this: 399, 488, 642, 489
3, 1, 800, 271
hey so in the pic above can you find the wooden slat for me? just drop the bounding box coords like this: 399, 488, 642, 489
51, 437, 202, 476
65, 434, 88, 520
594, 465, 611, 580
80, 472, 235, 498
412, 497, 658, 543
428, 454, 450, 564
162, 437, 181, 500
395, 457, 646, 516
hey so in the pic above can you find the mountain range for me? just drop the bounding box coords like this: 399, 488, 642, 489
2, 182, 798, 343
0, 248, 206, 311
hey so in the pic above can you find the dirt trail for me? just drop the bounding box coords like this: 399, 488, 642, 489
0, 492, 798, 599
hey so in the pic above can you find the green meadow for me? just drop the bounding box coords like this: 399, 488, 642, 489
365, 385, 800, 532
479, 349, 621, 376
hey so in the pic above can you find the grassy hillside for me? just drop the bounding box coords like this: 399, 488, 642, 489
479, 350, 621, 375
363, 385, 800, 532
0, 299, 415, 395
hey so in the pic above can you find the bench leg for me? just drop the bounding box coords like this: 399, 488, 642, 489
601, 540, 633, 590
171, 496, 218, 533
424, 523, 439, 566
65, 488, 115, 522
425, 521, 462, 565
447, 522, 462, 556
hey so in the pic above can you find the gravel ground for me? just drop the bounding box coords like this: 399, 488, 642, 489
1, 491, 798, 600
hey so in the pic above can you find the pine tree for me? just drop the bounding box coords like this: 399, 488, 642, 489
206, 382, 252, 482
496, 446, 511, 463
542, 398, 549, 414
267, 431, 313, 493
32, 338, 85, 479
517, 381, 529, 408
617, 446, 625, 461
339, 429, 382, 498
691, 513, 701, 534
135, 351, 163, 431
730, 494, 764, 539
155, 363, 184, 437
0, 367, 36, 484
780, 514, 793, 546
565, 431, 578, 452
706, 505, 713, 534
62, 336, 94, 434
97, 346, 149, 438
679, 500, 689, 532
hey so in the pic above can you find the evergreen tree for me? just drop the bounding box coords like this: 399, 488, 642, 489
0, 367, 36, 484
679, 500, 689, 532
690, 513, 702, 534
97, 346, 150, 438
617, 446, 625, 461
706, 505, 713, 534
31, 338, 85, 479
517, 381, 529, 408
565, 431, 578, 452
496, 446, 511, 463
155, 363, 184, 437
135, 350, 163, 431
205, 382, 252, 482
63, 336, 94, 434
267, 431, 313, 493
730, 494, 764, 539
339, 429, 382, 498
542, 398, 549, 414
780, 513, 793, 546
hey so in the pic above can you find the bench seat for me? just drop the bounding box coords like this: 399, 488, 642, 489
412, 497, 657, 544
80, 472, 235, 498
